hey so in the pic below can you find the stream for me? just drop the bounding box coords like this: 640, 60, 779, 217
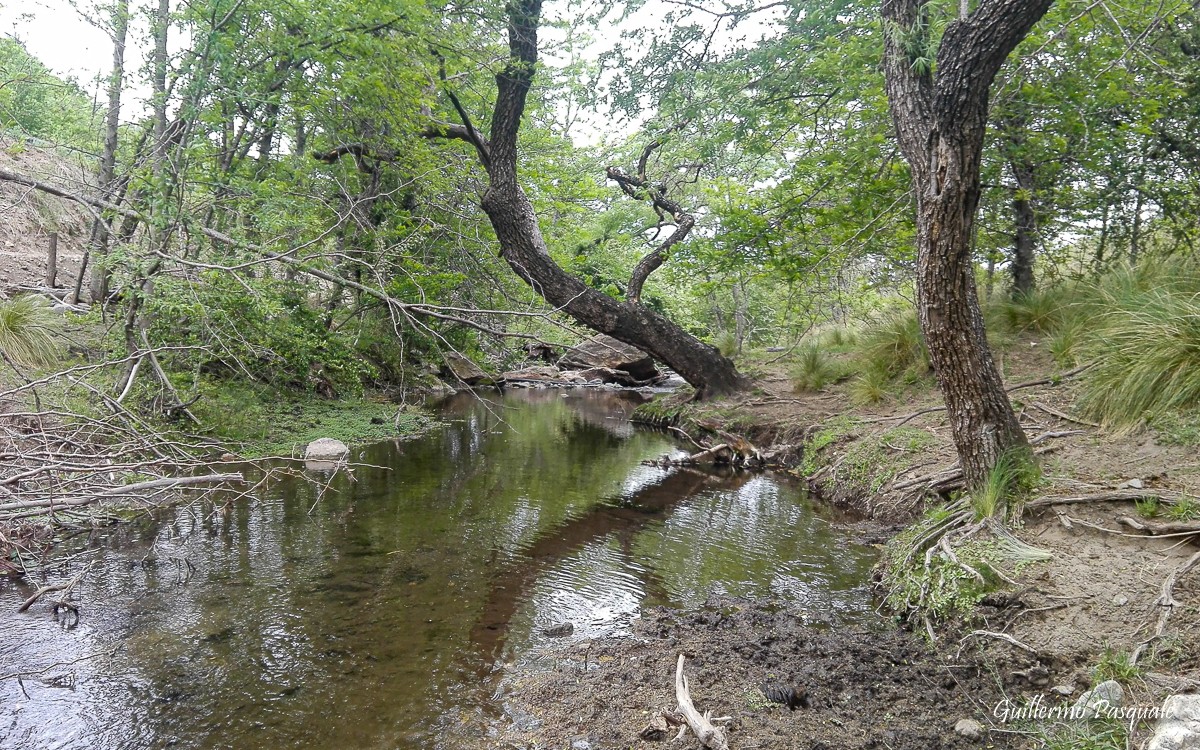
0, 389, 877, 749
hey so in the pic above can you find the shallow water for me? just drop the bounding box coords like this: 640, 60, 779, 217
0, 389, 876, 749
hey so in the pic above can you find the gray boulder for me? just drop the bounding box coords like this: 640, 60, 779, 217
1148, 694, 1200, 750
305, 437, 349, 461
1072, 680, 1124, 719
559, 335, 659, 382
441, 352, 491, 385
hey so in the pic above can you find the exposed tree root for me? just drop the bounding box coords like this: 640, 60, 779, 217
1132, 550, 1200, 664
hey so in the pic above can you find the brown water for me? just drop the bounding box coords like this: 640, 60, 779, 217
0, 389, 876, 749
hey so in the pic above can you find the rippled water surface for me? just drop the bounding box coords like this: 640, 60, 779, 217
0, 389, 876, 749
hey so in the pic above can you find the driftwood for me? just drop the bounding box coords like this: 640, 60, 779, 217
675, 654, 729, 750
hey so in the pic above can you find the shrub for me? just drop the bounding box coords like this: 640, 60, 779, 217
145, 272, 373, 394
0, 295, 61, 367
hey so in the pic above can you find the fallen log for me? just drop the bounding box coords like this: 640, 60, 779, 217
675, 654, 729, 750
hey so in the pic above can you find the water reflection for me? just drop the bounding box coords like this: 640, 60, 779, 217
0, 389, 876, 749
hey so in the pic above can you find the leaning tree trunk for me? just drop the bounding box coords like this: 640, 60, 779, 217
882, 0, 1051, 486
465, 0, 746, 398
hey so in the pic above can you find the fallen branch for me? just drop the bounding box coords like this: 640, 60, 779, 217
0, 473, 244, 513
675, 654, 729, 750
1027, 490, 1186, 508
1029, 401, 1100, 428
960, 629, 1038, 655
18, 563, 92, 613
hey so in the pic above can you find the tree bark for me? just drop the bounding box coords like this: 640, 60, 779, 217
1009, 159, 1037, 297
466, 0, 747, 397
86, 0, 130, 304
882, 0, 1049, 486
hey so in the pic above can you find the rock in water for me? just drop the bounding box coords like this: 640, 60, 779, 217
305, 437, 349, 461
1147, 694, 1200, 750
541, 622, 574, 637
441, 351, 491, 385
1072, 680, 1124, 719
559, 335, 659, 382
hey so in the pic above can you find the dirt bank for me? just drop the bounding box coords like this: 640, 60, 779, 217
484, 341, 1200, 748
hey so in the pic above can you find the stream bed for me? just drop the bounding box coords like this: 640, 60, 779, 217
0, 389, 877, 749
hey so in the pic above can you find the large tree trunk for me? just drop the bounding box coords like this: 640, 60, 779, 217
882, 0, 1051, 486
471, 0, 746, 398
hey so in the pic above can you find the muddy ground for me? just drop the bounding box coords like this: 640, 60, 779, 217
487, 598, 1038, 749
479, 342, 1200, 749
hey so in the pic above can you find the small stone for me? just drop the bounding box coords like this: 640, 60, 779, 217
570, 737, 591, 750
1147, 694, 1200, 750
639, 715, 669, 741
954, 718, 984, 740
1119, 478, 1145, 490
1051, 684, 1075, 696
1113, 594, 1129, 606
1072, 680, 1124, 719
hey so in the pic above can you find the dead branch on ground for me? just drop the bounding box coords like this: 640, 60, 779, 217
674, 654, 730, 750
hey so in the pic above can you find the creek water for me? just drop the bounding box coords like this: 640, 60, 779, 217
0, 389, 876, 749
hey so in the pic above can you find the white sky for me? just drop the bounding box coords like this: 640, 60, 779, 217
1, 0, 783, 141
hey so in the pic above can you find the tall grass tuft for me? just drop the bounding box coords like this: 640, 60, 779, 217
712, 330, 739, 358
970, 449, 1041, 521
849, 363, 891, 405
1075, 258, 1200, 430
0, 295, 62, 368
791, 342, 843, 392
855, 307, 929, 380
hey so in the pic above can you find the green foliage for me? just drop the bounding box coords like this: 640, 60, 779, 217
1150, 409, 1200, 447
994, 288, 1071, 334
849, 363, 891, 406
1037, 719, 1128, 750
712, 330, 739, 358
1135, 497, 1160, 519
790, 342, 844, 392
883, 533, 1003, 623
0, 295, 62, 368
146, 272, 373, 394
1093, 648, 1141, 684
0, 38, 97, 147
1164, 495, 1200, 522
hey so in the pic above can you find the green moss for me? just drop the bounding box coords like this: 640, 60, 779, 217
184, 379, 433, 457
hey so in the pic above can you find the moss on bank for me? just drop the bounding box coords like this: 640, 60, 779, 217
183, 379, 435, 457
